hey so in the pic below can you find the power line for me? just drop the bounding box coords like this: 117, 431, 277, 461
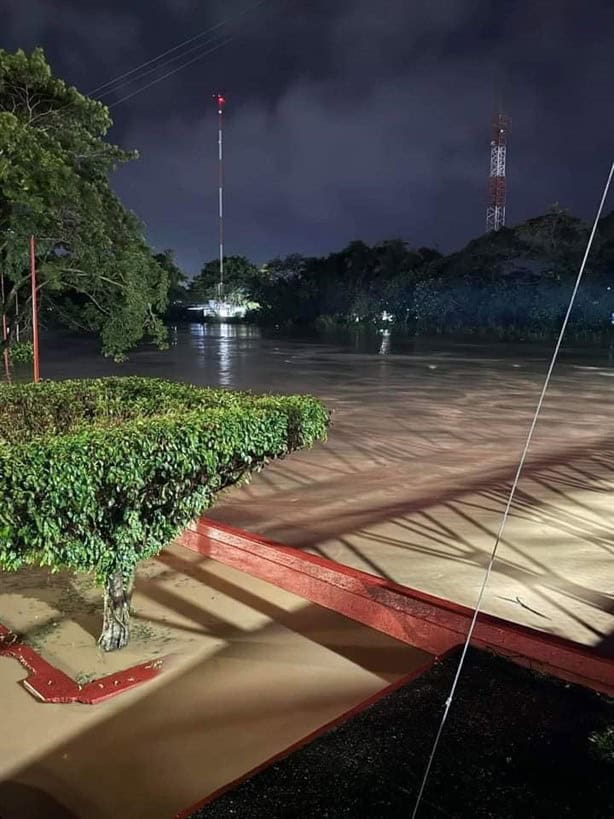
1, 0, 278, 214
88, 0, 269, 98
94, 34, 227, 101
108, 37, 234, 109
411, 158, 614, 819
33, 0, 274, 124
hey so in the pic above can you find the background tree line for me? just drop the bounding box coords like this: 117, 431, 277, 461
185, 206, 614, 343
4, 48, 614, 359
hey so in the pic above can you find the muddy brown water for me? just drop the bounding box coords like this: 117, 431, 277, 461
1, 326, 614, 818
6, 324, 614, 648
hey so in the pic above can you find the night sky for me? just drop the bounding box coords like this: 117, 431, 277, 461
4, 0, 614, 274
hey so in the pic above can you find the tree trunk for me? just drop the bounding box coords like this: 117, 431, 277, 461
98, 570, 134, 652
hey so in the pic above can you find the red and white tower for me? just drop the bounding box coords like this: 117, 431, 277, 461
213, 92, 226, 300
486, 111, 510, 232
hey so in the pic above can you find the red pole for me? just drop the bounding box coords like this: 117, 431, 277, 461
0, 269, 9, 381
0, 270, 7, 342
30, 235, 40, 383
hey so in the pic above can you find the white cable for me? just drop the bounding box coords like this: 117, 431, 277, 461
107, 37, 234, 109
36, 0, 273, 123
93, 35, 227, 100
104, 0, 282, 109
411, 158, 614, 819
88, 0, 269, 97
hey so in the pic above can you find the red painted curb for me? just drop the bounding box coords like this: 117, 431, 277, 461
174, 654, 440, 819
174, 518, 614, 817
0, 623, 167, 704
178, 518, 614, 697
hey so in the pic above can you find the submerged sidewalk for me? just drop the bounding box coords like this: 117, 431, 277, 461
0, 547, 428, 819
209, 355, 614, 652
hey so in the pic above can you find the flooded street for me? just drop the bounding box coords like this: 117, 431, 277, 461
0, 548, 428, 819
30, 325, 614, 649
2, 324, 614, 817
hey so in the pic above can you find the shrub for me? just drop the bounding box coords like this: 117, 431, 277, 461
0, 377, 328, 650
590, 725, 614, 765
9, 341, 34, 364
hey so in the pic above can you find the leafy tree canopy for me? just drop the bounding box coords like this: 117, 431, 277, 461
188, 255, 259, 304
246, 208, 614, 342
262, 253, 308, 282
154, 249, 188, 304
0, 48, 168, 360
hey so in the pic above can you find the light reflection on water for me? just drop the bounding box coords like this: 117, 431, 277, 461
188, 322, 262, 387
3, 323, 614, 395
5, 323, 614, 656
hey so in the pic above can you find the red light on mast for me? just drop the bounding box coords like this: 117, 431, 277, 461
214, 93, 226, 110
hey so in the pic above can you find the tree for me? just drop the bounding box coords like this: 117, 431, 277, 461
252, 241, 438, 326
249, 255, 322, 325
189, 255, 259, 304
154, 249, 188, 304
0, 377, 329, 650
0, 48, 168, 360
262, 253, 307, 281
516, 205, 590, 272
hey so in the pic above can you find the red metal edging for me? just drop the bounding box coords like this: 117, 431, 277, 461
0, 624, 167, 704
4, 515, 612, 704
175, 517, 614, 818
175, 654, 439, 819
179, 518, 614, 697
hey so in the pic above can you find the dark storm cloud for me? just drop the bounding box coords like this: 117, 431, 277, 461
3, 0, 614, 273
4, 0, 144, 81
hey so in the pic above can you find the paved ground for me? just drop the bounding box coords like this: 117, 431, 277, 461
2, 330, 613, 817
0, 547, 427, 819
9, 330, 614, 650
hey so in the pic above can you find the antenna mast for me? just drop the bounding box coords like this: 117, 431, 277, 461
486, 110, 510, 232
214, 92, 226, 301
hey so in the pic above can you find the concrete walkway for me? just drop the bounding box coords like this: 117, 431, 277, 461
0, 549, 427, 819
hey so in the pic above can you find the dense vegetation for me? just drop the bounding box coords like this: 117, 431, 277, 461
188, 255, 259, 307
4, 50, 613, 353
0, 49, 169, 360
0, 377, 328, 650
241, 207, 614, 342
178, 206, 614, 343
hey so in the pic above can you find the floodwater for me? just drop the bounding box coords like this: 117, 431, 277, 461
0, 548, 429, 819
2, 324, 614, 817
13, 324, 614, 649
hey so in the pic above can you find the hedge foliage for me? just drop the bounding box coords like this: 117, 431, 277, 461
0, 377, 328, 584
8, 341, 34, 364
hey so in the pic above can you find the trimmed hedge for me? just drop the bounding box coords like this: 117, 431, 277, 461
0, 377, 328, 649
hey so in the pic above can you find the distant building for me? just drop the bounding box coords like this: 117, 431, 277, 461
187, 299, 257, 320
